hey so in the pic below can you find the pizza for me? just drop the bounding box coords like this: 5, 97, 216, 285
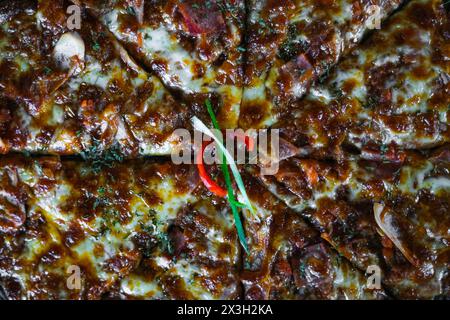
73, 0, 245, 129
254, 146, 450, 299
0, 0, 72, 116
0, 155, 390, 299
0, 0, 215, 156
240, 172, 387, 300
240, 0, 405, 129
274, 0, 450, 159
0, 155, 240, 299
0, 0, 449, 300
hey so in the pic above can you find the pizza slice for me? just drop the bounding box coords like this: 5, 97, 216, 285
254, 146, 450, 299
101, 170, 386, 300
0, 0, 221, 156
0, 0, 76, 116
107, 194, 240, 299
0, 156, 240, 299
0, 156, 144, 299
240, 173, 387, 299
73, 0, 245, 128
274, 0, 449, 159
240, 0, 405, 129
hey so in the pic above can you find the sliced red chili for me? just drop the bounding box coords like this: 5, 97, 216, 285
197, 141, 227, 198
197, 132, 255, 197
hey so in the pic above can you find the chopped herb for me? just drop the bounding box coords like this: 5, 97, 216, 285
80, 140, 125, 173
96, 223, 109, 238
139, 209, 174, 255
97, 186, 106, 195
158, 232, 174, 255
380, 144, 389, 162
92, 41, 100, 51
258, 18, 267, 28
34, 161, 43, 176
363, 96, 378, 109
126, 6, 136, 16
140, 222, 156, 235
94, 206, 123, 238
278, 24, 301, 61
105, 208, 120, 219
93, 196, 109, 210
257, 18, 275, 35
318, 61, 332, 84
218, 2, 239, 17
330, 83, 344, 99
134, 210, 144, 217
299, 261, 306, 277
43, 66, 52, 75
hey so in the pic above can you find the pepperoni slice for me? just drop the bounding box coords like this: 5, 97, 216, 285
178, 0, 226, 35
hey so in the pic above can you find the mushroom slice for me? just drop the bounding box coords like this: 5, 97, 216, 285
53, 31, 85, 74
373, 203, 420, 267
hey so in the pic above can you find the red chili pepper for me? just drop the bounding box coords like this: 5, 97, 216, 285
197, 133, 255, 197
197, 141, 227, 198
232, 132, 255, 152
